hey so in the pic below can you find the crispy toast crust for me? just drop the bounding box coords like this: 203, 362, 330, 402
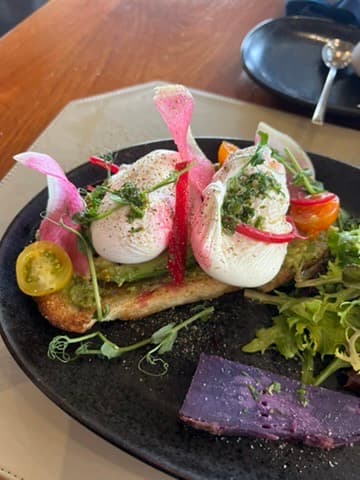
37, 292, 96, 333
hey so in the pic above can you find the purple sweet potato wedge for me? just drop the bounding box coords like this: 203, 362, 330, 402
179, 354, 360, 449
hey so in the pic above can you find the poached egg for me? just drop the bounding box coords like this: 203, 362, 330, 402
191, 145, 291, 287
91, 149, 178, 264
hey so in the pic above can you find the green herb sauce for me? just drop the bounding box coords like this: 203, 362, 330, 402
221, 171, 283, 233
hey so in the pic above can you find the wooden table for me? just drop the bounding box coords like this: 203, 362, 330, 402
0, 0, 292, 180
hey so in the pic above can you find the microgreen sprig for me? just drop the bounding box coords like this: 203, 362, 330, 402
41, 215, 105, 321
249, 131, 325, 197
281, 148, 324, 195
248, 131, 269, 167
48, 305, 214, 375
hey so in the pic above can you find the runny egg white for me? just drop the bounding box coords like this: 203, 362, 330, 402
191, 145, 291, 287
91, 149, 178, 264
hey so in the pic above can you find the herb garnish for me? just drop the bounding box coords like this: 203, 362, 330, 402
248, 384, 260, 401
42, 215, 106, 321
267, 381, 281, 395
248, 131, 270, 167
48, 305, 214, 375
222, 171, 283, 233
250, 131, 325, 197
73, 164, 192, 227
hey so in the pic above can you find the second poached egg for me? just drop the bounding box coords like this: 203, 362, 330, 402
191, 145, 291, 287
91, 149, 178, 264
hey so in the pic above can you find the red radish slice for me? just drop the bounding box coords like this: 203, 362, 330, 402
154, 85, 192, 284
14, 152, 88, 277
89, 156, 119, 174
154, 85, 214, 284
235, 216, 305, 244
290, 192, 337, 206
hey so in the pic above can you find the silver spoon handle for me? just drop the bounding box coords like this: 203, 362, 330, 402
311, 66, 337, 126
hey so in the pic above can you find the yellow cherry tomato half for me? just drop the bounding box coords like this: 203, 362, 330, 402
217, 141, 239, 166
16, 241, 73, 296
290, 194, 340, 236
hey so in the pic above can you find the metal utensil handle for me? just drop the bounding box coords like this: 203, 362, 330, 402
311, 66, 337, 126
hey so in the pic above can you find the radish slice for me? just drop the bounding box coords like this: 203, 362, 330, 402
154, 84, 215, 284
236, 216, 306, 244
290, 192, 337, 206
14, 152, 88, 277
154, 85, 215, 215
89, 156, 119, 174
154, 85, 191, 284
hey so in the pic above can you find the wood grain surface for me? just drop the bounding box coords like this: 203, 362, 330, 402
0, 0, 356, 181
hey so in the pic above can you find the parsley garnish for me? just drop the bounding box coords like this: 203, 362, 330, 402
222, 171, 283, 233
248, 131, 269, 167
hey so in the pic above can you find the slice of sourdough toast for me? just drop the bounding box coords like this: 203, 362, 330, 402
35, 234, 328, 333
36, 270, 239, 333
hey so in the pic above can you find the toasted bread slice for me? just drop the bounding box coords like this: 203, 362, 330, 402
36, 270, 238, 333
36, 236, 328, 334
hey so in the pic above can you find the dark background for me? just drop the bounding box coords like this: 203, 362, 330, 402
0, 0, 47, 36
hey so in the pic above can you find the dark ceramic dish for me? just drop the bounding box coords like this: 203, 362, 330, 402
241, 17, 360, 118
0, 139, 359, 480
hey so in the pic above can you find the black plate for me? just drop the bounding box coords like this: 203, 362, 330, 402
0, 139, 359, 480
241, 17, 360, 118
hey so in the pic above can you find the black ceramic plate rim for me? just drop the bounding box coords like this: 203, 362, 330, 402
241, 16, 360, 118
0, 138, 359, 480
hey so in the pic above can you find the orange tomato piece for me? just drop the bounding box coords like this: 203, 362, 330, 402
217, 141, 239, 166
290, 194, 340, 236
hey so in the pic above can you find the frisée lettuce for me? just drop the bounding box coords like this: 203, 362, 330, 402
243, 215, 360, 386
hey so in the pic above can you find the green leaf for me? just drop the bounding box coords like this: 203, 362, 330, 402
151, 322, 176, 344
343, 265, 360, 288
328, 228, 360, 267
339, 300, 360, 328
100, 341, 121, 359
257, 131, 269, 146
243, 316, 298, 359
158, 331, 178, 354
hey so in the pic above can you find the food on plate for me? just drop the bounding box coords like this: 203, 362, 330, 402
14, 84, 331, 333
243, 217, 360, 386
191, 143, 292, 287
11, 83, 360, 448
16, 240, 73, 296
90, 149, 179, 264
179, 354, 360, 449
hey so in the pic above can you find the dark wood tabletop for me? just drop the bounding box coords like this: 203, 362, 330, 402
0, 0, 289, 179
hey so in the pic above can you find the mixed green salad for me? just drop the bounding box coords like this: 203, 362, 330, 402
243, 211, 360, 387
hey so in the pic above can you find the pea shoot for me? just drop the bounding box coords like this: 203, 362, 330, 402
48, 306, 214, 376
